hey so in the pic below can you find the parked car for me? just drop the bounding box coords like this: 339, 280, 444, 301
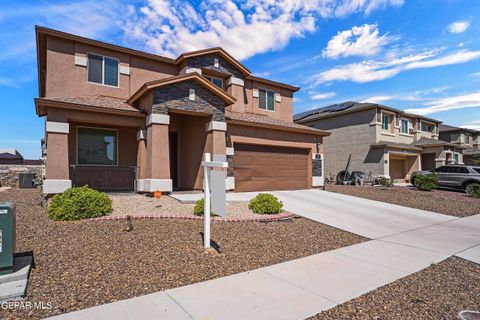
411, 165, 480, 191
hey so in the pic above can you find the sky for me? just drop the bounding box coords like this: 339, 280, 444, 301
0, 0, 479, 159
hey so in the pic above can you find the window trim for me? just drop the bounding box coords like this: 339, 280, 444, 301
258, 87, 275, 112
420, 120, 435, 133
86, 52, 120, 88
381, 111, 394, 133
204, 75, 224, 89
76, 126, 119, 167
400, 118, 410, 134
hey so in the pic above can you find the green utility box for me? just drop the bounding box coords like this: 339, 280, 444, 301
0, 203, 15, 275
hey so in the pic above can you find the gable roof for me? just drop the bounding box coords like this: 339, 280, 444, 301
127, 73, 237, 105
35, 26, 300, 98
176, 47, 251, 76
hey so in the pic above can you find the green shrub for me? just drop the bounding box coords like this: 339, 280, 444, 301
48, 186, 112, 221
378, 176, 394, 187
414, 173, 438, 191
193, 198, 217, 216
465, 183, 480, 198
248, 193, 283, 215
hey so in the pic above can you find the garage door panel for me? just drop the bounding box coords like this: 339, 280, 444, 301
233, 144, 309, 192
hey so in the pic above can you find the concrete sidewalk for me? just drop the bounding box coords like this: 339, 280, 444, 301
50, 190, 480, 320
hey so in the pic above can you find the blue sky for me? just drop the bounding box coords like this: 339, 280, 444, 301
1, 0, 479, 159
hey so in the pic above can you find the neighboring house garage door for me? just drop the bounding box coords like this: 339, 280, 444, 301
233, 144, 309, 192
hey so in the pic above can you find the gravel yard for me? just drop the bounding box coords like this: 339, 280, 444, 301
109, 193, 293, 221
0, 189, 366, 319
325, 184, 480, 217
311, 256, 480, 319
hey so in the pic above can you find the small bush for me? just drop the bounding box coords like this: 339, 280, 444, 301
465, 183, 480, 198
48, 186, 112, 221
193, 198, 217, 216
414, 173, 438, 191
378, 176, 394, 187
248, 193, 283, 215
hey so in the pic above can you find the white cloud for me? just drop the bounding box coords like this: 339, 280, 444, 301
121, 0, 404, 60
323, 24, 394, 59
362, 95, 394, 103
461, 120, 480, 130
311, 92, 336, 100
448, 20, 470, 34
404, 92, 480, 115
334, 0, 404, 17
472, 72, 480, 78
312, 49, 480, 84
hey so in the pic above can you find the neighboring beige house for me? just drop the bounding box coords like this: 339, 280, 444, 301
34, 26, 329, 194
294, 102, 464, 183
439, 124, 480, 165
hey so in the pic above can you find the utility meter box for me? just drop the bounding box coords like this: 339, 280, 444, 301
0, 203, 15, 275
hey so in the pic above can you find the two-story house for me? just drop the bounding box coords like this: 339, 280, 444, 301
34, 26, 329, 194
294, 102, 464, 183
439, 124, 480, 165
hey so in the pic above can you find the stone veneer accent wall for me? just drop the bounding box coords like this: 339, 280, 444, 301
0, 165, 42, 188
186, 54, 245, 79
152, 80, 226, 121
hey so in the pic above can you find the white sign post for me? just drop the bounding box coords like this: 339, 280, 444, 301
202, 153, 228, 249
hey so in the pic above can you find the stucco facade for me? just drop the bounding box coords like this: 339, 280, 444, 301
295, 102, 460, 182
35, 26, 329, 194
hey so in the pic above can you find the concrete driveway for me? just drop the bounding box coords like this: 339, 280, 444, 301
53, 189, 480, 320
173, 189, 456, 239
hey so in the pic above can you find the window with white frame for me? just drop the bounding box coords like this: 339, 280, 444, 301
259, 88, 275, 111
401, 119, 409, 134
87, 53, 119, 87
78, 127, 117, 165
204, 75, 223, 89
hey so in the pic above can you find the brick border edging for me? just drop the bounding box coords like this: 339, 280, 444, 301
87, 211, 296, 223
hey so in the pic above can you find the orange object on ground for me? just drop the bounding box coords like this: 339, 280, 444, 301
153, 190, 162, 199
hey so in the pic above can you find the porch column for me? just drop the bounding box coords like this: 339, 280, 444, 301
135, 129, 147, 192
143, 114, 172, 192
43, 121, 71, 194
206, 121, 230, 189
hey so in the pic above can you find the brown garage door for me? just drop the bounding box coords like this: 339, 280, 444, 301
233, 144, 309, 192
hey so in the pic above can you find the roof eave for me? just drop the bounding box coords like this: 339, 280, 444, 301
226, 118, 331, 136
34, 98, 145, 118
175, 47, 251, 75
128, 74, 237, 105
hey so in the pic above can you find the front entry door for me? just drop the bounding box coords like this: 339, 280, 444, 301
169, 132, 178, 188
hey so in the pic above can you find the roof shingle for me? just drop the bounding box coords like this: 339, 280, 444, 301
36, 95, 141, 114
226, 111, 329, 135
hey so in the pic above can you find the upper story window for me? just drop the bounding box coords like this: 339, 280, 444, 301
381, 113, 393, 132
204, 75, 223, 89
259, 88, 275, 111
87, 53, 119, 87
77, 127, 117, 166
421, 122, 435, 133
401, 119, 409, 134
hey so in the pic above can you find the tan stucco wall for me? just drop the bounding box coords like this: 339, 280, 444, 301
68, 122, 138, 167
44, 35, 177, 99
304, 109, 383, 178
45, 132, 69, 179
230, 79, 293, 122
